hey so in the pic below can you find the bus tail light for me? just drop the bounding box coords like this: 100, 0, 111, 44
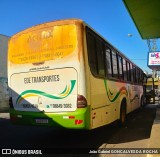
75, 119, 83, 125
63, 116, 75, 119
77, 95, 87, 108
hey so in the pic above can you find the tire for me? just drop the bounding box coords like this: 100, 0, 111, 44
119, 102, 126, 127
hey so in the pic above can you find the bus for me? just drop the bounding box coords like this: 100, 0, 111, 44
8, 19, 145, 129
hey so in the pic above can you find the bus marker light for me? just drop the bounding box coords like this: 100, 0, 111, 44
69, 116, 75, 119
63, 116, 69, 119
75, 120, 83, 125
63, 116, 75, 119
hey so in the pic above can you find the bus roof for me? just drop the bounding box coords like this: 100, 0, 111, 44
11, 18, 83, 38
10, 18, 144, 72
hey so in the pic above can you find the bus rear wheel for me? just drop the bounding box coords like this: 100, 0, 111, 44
119, 103, 126, 127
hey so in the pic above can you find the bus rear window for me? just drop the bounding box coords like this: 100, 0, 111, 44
8, 25, 77, 64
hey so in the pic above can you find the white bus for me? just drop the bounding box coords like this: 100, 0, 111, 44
8, 19, 145, 129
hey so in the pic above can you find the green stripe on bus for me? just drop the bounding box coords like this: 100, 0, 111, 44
16, 80, 76, 105
104, 80, 128, 102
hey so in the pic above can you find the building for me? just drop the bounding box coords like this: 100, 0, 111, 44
0, 34, 10, 112
0, 34, 10, 77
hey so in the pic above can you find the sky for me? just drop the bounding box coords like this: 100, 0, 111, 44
0, 0, 152, 73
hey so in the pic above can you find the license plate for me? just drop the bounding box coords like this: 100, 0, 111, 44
35, 119, 48, 124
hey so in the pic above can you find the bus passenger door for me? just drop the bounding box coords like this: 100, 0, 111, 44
144, 77, 155, 104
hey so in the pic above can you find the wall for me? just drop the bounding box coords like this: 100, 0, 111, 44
0, 34, 10, 112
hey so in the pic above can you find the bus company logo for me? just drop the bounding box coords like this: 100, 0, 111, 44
27, 30, 53, 43
27, 34, 41, 50
41, 30, 53, 39
28, 34, 41, 42
27, 30, 53, 50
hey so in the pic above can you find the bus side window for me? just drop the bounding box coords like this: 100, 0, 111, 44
132, 65, 137, 83
86, 32, 98, 76
127, 61, 131, 82
105, 46, 112, 78
132, 66, 136, 83
123, 58, 127, 81
137, 68, 140, 84
96, 39, 105, 77
118, 55, 124, 80
136, 68, 139, 84
130, 63, 134, 83
111, 50, 118, 78
141, 71, 145, 85
143, 74, 147, 85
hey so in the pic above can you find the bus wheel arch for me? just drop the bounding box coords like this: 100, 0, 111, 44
119, 98, 127, 127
